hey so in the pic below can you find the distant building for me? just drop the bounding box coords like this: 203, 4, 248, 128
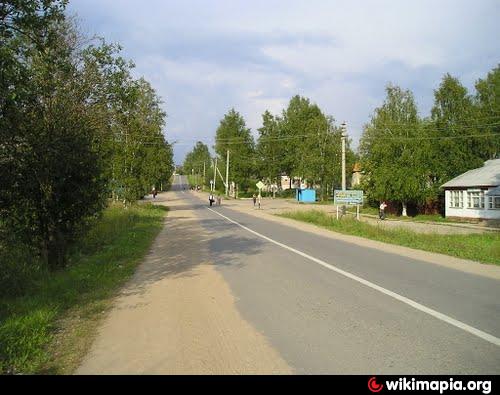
441, 159, 500, 220
280, 175, 306, 190
280, 175, 291, 190
351, 163, 363, 187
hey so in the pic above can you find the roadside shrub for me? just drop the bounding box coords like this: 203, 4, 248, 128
0, 231, 47, 299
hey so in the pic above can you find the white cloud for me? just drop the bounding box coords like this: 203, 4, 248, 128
69, 0, 500, 162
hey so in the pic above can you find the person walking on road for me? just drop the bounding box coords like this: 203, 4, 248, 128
379, 201, 387, 220
252, 193, 257, 207
209, 193, 214, 207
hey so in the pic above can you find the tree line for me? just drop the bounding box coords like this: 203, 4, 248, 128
360, 70, 499, 215
183, 67, 499, 213
0, 0, 174, 271
183, 97, 356, 197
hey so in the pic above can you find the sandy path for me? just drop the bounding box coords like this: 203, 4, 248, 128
76, 191, 292, 374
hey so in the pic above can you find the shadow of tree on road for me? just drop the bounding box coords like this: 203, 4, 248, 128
115, 215, 264, 305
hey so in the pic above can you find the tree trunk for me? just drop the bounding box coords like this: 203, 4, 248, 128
47, 229, 67, 269
402, 202, 408, 217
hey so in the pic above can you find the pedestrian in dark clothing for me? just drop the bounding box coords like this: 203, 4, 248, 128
252, 193, 257, 207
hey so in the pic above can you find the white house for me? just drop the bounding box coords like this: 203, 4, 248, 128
280, 175, 307, 190
441, 159, 500, 220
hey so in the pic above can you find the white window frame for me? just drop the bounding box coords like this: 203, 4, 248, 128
467, 190, 484, 209
449, 190, 463, 208
490, 196, 500, 210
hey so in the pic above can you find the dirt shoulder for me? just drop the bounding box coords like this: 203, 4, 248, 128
76, 191, 291, 374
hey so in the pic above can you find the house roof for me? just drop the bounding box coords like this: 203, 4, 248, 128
485, 185, 500, 195
352, 163, 362, 172
441, 159, 500, 188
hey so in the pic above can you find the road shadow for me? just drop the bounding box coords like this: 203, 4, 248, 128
196, 217, 265, 270
116, 213, 264, 303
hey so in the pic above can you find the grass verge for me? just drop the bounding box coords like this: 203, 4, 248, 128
314, 204, 483, 224
278, 210, 500, 265
0, 203, 167, 374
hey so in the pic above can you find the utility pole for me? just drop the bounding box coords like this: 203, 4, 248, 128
341, 121, 347, 191
225, 150, 230, 197
203, 161, 206, 190
213, 157, 217, 192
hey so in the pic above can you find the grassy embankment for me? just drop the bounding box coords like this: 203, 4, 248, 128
278, 210, 500, 265
314, 202, 478, 224
0, 203, 167, 374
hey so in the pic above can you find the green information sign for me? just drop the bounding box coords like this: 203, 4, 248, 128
334, 190, 364, 205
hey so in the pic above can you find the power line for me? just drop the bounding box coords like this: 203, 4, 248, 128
134, 131, 500, 147
169, 122, 500, 145
93, 120, 500, 148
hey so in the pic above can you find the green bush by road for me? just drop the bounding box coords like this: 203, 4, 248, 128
278, 210, 500, 265
0, 203, 167, 374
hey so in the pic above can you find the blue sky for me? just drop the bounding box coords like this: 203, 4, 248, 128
68, 0, 500, 164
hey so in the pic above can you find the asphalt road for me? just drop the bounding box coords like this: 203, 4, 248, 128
166, 176, 500, 373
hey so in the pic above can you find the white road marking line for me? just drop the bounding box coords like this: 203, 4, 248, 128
207, 207, 500, 347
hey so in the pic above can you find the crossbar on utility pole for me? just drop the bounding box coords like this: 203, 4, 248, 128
225, 150, 230, 197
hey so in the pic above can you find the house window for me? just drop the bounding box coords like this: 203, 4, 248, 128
450, 190, 463, 208
467, 191, 484, 209
490, 196, 500, 209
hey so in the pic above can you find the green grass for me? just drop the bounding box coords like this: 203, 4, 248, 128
312, 203, 477, 225
278, 210, 500, 265
0, 203, 167, 374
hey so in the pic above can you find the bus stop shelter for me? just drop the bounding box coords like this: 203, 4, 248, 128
296, 188, 316, 203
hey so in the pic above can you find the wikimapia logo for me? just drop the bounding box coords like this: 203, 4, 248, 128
368, 377, 384, 393
367, 377, 492, 394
